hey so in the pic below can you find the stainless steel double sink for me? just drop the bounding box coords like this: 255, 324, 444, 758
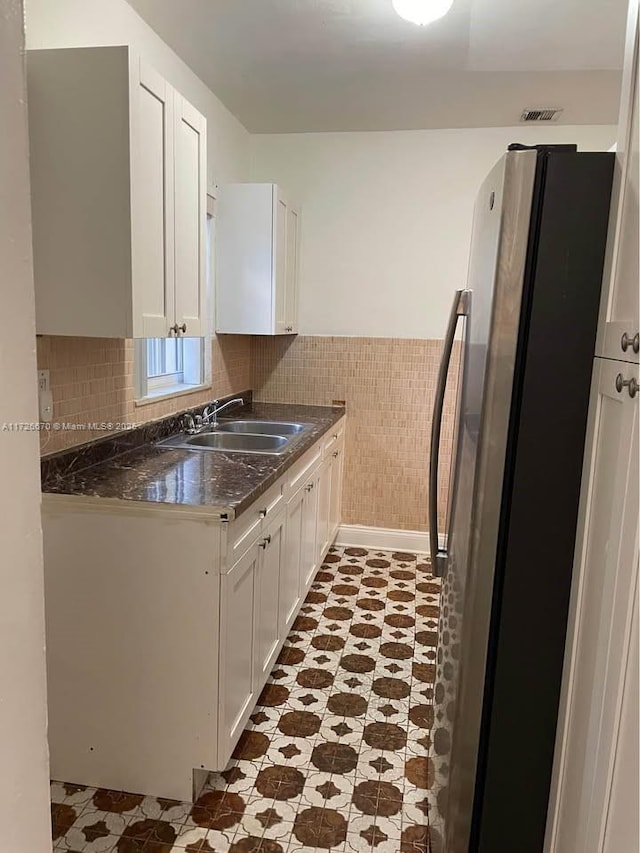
156, 420, 312, 456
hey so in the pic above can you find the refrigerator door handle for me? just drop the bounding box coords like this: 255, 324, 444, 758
429, 289, 469, 577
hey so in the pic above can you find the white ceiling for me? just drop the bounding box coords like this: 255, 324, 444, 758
126, 0, 628, 132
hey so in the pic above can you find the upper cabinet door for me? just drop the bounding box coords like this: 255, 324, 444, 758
130, 60, 175, 338
174, 95, 207, 338
285, 206, 300, 333
597, 8, 639, 364
273, 190, 289, 334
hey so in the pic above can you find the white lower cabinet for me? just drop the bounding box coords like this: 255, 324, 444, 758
547, 359, 638, 853
254, 510, 286, 685
316, 460, 332, 562
218, 417, 346, 769
319, 438, 345, 558
329, 442, 345, 542
41, 416, 345, 801
301, 472, 320, 590
281, 486, 305, 634
219, 542, 260, 766
220, 509, 287, 764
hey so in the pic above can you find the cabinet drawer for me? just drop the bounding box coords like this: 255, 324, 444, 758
322, 419, 345, 459
287, 443, 322, 497
227, 481, 283, 565
329, 435, 346, 465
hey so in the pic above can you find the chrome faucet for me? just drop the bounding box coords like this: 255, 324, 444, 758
202, 397, 245, 430
182, 411, 203, 435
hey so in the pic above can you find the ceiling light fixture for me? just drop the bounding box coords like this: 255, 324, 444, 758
392, 0, 454, 26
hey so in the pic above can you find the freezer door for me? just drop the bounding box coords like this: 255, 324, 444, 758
428, 150, 538, 853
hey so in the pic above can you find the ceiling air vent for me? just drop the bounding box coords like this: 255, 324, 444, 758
521, 108, 563, 123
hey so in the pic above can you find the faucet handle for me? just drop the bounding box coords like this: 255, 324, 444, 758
182, 412, 196, 433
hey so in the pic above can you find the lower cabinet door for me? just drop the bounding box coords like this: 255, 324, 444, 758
329, 442, 344, 543
255, 511, 285, 686
301, 478, 319, 591
281, 487, 304, 634
316, 460, 331, 562
551, 357, 639, 853
219, 543, 259, 764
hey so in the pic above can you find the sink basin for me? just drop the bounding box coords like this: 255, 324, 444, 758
186, 433, 288, 453
157, 431, 289, 455
156, 418, 312, 455
216, 420, 309, 436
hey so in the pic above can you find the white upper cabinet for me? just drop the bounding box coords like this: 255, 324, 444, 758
27, 47, 207, 339
215, 183, 300, 335
284, 206, 300, 332
597, 6, 639, 364
173, 96, 207, 338
131, 61, 175, 338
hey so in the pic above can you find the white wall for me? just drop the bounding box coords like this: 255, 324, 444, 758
25, 0, 252, 184
0, 2, 52, 850
252, 125, 617, 339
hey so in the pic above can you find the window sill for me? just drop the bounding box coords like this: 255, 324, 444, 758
135, 382, 211, 408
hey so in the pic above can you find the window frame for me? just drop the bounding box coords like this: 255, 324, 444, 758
146, 336, 185, 391
134, 336, 209, 405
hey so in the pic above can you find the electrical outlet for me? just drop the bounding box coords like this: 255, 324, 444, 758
38, 370, 53, 423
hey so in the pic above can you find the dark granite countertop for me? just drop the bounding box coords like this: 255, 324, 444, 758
41, 401, 345, 519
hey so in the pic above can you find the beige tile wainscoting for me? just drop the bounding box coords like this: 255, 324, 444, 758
37, 334, 459, 532
36, 335, 252, 454
252, 336, 460, 532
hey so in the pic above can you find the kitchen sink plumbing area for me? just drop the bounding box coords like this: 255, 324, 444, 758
157, 418, 312, 456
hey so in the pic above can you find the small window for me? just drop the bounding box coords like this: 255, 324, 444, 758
135, 336, 208, 403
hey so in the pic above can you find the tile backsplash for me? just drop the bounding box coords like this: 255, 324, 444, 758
36, 335, 251, 455
251, 336, 460, 532
36, 333, 458, 532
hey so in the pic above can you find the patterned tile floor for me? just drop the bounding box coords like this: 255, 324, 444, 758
51, 547, 442, 853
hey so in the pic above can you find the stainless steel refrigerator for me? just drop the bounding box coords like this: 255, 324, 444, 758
427, 145, 614, 853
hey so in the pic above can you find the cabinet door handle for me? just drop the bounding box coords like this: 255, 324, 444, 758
333, 450, 339, 458
305, 483, 314, 492
621, 332, 640, 354
285, 325, 293, 332
178, 323, 187, 336
169, 324, 179, 336
615, 373, 638, 398
259, 508, 268, 518
259, 534, 272, 549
